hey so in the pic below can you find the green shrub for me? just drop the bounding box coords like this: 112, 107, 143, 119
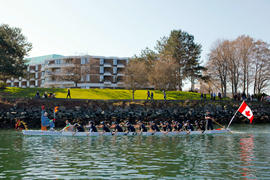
0, 82, 7, 89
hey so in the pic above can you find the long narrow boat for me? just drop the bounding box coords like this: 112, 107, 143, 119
22, 129, 230, 136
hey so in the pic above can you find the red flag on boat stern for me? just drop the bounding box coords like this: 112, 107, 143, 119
238, 101, 254, 124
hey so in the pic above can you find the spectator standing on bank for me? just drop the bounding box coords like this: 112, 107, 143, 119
163, 90, 166, 101
151, 92, 154, 100
200, 93, 203, 100
218, 92, 222, 100
35, 91, 40, 99
66, 88, 71, 99
43, 91, 48, 98
213, 93, 216, 100
147, 90, 150, 100
210, 93, 213, 100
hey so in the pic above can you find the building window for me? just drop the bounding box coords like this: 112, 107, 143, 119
113, 59, 117, 65
35, 65, 39, 71
55, 59, 61, 64
113, 67, 117, 74
35, 72, 38, 79
81, 58, 86, 64
100, 66, 104, 74
100, 75, 104, 82
100, 58, 104, 65
86, 74, 90, 81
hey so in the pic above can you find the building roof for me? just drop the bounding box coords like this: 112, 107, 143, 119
25, 54, 64, 65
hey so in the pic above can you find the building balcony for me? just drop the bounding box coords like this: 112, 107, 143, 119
44, 81, 74, 85
30, 78, 35, 81
117, 73, 125, 76
14, 79, 19, 83
46, 63, 75, 68
104, 81, 112, 85
45, 71, 69, 77
30, 70, 36, 73
21, 78, 27, 81
6, 80, 11, 83
104, 72, 112, 76
117, 64, 125, 68
104, 63, 112, 67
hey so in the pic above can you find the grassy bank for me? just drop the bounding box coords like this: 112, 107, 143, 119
0, 87, 212, 100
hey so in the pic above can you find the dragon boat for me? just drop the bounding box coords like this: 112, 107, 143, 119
22, 129, 230, 137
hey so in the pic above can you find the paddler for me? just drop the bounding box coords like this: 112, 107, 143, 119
185, 120, 194, 131
74, 121, 85, 132
126, 122, 136, 132
150, 121, 160, 132
86, 121, 98, 132
164, 121, 172, 132
101, 121, 111, 132
138, 121, 148, 132
205, 111, 214, 130
112, 121, 124, 132
62, 120, 74, 131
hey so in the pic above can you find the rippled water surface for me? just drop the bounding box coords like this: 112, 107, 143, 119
1, 125, 270, 179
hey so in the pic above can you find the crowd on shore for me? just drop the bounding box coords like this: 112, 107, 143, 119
33, 88, 269, 102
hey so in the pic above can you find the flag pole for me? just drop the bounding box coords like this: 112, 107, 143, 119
227, 101, 244, 129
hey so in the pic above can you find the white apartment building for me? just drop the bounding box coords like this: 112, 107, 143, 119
6, 54, 129, 89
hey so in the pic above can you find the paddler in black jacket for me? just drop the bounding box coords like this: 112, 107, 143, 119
126, 122, 136, 132
86, 121, 97, 132
150, 121, 160, 132
101, 121, 111, 132
112, 121, 124, 132
138, 121, 148, 132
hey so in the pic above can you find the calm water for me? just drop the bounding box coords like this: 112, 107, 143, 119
1, 125, 270, 179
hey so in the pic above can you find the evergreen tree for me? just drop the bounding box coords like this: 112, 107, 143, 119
156, 30, 202, 90
0, 24, 32, 82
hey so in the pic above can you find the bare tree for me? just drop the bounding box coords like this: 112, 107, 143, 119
124, 60, 148, 100
234, 36, 254, 95
148, 59, 178, 91
252, 40, 270, 94
207, 40, 231, 97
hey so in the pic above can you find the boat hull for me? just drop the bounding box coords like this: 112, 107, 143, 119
22, 129, 229, 136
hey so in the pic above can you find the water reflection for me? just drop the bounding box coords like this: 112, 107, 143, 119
240, 135, 256, 179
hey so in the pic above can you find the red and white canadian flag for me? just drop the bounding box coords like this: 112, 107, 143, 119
238, 101, 254, 123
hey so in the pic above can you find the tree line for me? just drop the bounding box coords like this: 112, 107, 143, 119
124, 30, 205, 100
203, 35, 270, 97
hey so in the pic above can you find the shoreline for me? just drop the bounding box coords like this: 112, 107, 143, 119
0, 98, 269, 129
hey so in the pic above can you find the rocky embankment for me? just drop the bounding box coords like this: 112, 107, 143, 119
0, 98, 269, 129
